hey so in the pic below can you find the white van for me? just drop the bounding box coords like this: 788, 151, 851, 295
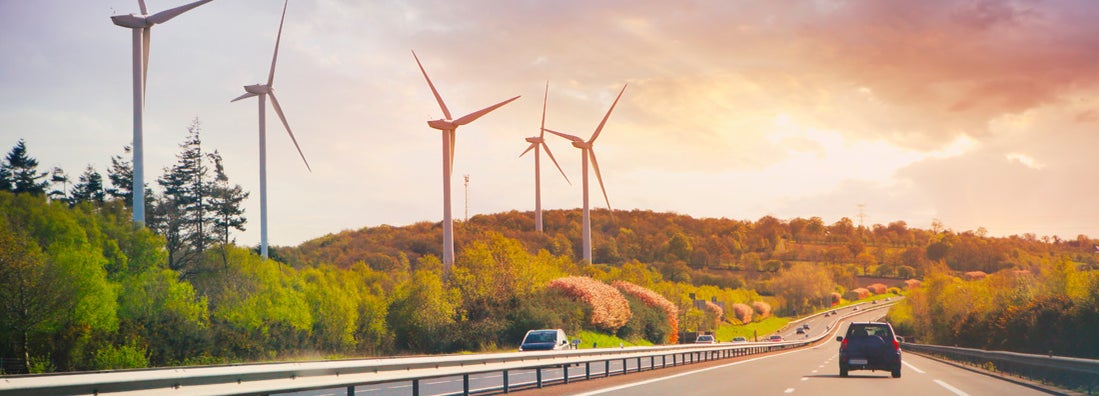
519, 329, 572, 351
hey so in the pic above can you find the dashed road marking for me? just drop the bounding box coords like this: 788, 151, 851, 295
784, 388, 795, 393
934, 379, 971, 396
903, 361, 926, 374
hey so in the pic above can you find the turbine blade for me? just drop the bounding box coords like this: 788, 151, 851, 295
520, 142, 537, 158
411, 50, 452, 120
544, 128, 584, 143
146, 0, 214, 24
453, 95, 520, 126
542, 142, 571, 185
540, 81, 548, 137
138, 0, 148, 15
268, 0, 288, 87
231, 91, 257, 102
268, 92, 312, 172
142, 27, 150, 100
589, 149, 611, 213
589, 84, 627, 144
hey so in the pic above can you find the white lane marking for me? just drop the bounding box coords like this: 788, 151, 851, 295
570, 348, 808, 396
903, 360, 926, 374
800, 377, 809, 381
785, 388, 795, 393
811, 369, 818, 373
934, 379, 971, 396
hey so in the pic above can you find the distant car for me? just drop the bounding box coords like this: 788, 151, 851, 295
730, 336, 748, 343
824, 312, 830, 317
831, 310, 838, 315
853, 306, 860, 310
837, 322, 901, 378
802, 324, 810, 330
694, 334, 716, 344
769, 335, 784, 342
519, 329, 573, 351
796, 327, 805, 335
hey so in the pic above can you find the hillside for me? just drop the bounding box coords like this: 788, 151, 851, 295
276, 209, 1099, 287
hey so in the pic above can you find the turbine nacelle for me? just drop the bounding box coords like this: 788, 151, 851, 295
110, 14, 151, 28
427, 119, 456, 130
525, 136, 543, 144
572, 141, 592, 150
243, 84, 271, 95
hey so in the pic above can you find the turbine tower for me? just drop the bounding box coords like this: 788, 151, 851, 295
545, 84, 627, 264
413, 51, 520, 271
111, 0, 215, 227
520, 82, 570, 232
231, 0, 311, 260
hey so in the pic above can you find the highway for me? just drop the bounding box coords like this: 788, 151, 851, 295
282, 305, 1057, 396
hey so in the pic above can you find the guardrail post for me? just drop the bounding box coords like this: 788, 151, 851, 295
413, 379, 420, 396
637, 357, 642, 372
503, 370, 510, 393
463, 374, 470, 396
586, 361, 591, 380
346, 385, 354, 396
605, 360, 610, 377
622, 358, 628, 374
564, 364, 570, 384
537, 367, 543, 388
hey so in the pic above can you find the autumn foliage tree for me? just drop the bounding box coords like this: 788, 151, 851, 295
547, 276, 631, 332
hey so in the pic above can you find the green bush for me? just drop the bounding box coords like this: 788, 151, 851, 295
616, 294, 671, 344
92, 342, 148, 370
504, 288, 587, 346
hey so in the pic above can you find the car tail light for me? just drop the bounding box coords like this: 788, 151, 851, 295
840, 337, 848, 351
893, 339, 900, 350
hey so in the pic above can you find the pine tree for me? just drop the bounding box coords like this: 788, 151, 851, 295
0, 157, 10, 191
207, 151, 249, 247
106, 146, 133, 205
153, 119, 213, 277
47, 166, 71, 204
70, 165, 106, 206
4, 139, 49, 195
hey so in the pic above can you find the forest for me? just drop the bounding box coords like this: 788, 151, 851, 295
2, 133, 1098, 374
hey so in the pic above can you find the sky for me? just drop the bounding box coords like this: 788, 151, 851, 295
2, 0, 1098, 247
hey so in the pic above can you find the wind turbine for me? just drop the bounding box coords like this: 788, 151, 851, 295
413, 51, 520, 271
520, 82, 570, 232
544, 84, 627, 264
111, 0, 215, 227
231, 0, 311, 260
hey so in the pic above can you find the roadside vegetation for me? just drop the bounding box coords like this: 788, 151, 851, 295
2, 135, 1097, 373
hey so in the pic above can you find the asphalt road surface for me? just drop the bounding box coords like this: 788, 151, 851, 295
283, 304, 1057, 396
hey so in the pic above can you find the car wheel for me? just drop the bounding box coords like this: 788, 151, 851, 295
891, 368, 901, 378
839, 365, 848, 377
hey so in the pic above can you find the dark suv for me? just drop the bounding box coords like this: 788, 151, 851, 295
836, 322, 901, 378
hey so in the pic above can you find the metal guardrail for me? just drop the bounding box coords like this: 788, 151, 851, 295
0, 302, 901, 396
902, 343, 1099, 394
0, 341, 808, 396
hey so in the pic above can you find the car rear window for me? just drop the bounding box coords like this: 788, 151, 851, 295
847, 324, 893, 339
525, 331, 556, 343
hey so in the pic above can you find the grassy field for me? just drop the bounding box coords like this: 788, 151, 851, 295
572, 330, 655, 349
713, 316, 791, 343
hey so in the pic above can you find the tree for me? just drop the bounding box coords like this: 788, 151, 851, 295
153, 120, 214, 277
206, 151, 248, 249
47, 166, 70, 203
0, 224, 61, 372
4, 139, 49, 195
772, 262, 835, 314
69, 165, 106, 206
105, 146, 133, 205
